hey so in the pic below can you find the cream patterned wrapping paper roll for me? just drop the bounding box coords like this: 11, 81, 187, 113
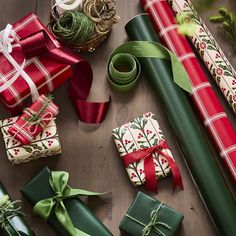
168, 0, 236, 112
0, 117, 62, 164
112, 112, 174, 186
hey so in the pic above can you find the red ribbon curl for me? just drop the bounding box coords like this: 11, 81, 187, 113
20, 29, 110, 123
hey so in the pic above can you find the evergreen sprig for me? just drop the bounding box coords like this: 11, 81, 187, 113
210, 7, 236, 52
24, 94, 54, 124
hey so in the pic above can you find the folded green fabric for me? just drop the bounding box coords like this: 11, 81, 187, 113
120, 191, 183, 236
0, 183, 35, 236
124, 14, 236, 236
20, 167, 113, 236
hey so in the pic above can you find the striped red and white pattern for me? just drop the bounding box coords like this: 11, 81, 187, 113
8, 94, 58, 145
0, 13, 72, 115
141, 0, 236, 183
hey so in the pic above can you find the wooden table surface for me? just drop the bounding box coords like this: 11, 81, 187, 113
0, 0, 236, 235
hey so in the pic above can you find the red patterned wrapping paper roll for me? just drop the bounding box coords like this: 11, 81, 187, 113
168, 0, 236, 113
141, 0, 236, 183
8, 94, 58, 145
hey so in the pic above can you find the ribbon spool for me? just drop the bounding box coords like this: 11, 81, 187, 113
55, 0, 83, 14
107, 53, 141, 93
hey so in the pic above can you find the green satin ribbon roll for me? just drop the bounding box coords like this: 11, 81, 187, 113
107, 41, 192, 93
107, 53, 141, 92
33, 171, 106, 236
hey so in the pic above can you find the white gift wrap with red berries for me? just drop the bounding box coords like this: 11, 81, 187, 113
0, 117, 61, 164
168, 0, 236, 113
112, 112, 174, 186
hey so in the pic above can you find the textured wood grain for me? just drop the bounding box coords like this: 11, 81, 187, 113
0, 0, 235, 235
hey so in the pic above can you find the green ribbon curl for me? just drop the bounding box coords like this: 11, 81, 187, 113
107, 41, 192, 93
33, 171, 107, 236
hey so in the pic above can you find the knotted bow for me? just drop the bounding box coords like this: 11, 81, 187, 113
142, 203, 171, 236
23, 108, 53, 135
0, 195, 23, 236
33, 171, 106, 236
122, 140, 183, 193
125, 203, 171, 236
0, 19, 110, 123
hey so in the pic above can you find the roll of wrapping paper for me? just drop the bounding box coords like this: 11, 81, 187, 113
125, 14, 236, 236
141, 0, 236, 184
167, 0, 236, 113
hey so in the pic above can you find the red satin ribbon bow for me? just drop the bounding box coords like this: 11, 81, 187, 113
122, 140, 183, 193
20, 29, 110, 123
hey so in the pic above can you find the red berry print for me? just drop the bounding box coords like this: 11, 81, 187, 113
199, 42, 206, 49
48, 140, 53, 146
216, 68, 223, 75
232, 80, 236, 86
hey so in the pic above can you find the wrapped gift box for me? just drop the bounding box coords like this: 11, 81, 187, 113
20, 167, 113, 236
0, 116, 61, 164
112, 112, 181, 189
120, 191, 184, 236
0, 13, 72, 115
8, 94, 59, 145
0, 182, 35, 236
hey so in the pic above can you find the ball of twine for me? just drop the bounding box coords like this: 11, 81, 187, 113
51, 10, 95, 45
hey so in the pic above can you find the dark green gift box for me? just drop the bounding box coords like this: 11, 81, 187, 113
120, 192, 183, 236
20, 167, 112, 236
0, 183, 35, 236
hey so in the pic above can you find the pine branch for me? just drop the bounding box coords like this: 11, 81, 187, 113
210, 7, 236, 52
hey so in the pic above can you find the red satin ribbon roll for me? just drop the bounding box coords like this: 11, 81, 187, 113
122, 140, 183, 193
141, 0, 236, 184
20, 27, 110, 124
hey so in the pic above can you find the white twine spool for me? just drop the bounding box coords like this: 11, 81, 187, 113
55, 0, 83, 14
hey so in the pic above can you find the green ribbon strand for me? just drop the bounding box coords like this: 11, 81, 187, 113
33, 171, 106, 236
107, 41, 192, 93
124, 203, 171, 236
0, 195, 23, 236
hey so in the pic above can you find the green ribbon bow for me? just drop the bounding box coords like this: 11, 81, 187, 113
107, 41, 192, 93
125, 203, 171, 236
0, 195, 23, 236
33, 171, 106, 236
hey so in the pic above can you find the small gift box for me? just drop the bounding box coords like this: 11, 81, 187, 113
21, 167, 113, 236
0, 116, 61, 164
8, 94, 59, 145
119, 191, 184, 236
0, 13, 72, 115
112, 112, 183, 193
0, 182, 35, 236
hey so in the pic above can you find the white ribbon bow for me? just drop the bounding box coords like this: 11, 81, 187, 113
0, 24, 39, 102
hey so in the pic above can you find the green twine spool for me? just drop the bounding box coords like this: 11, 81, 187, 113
51, 11, 95, 45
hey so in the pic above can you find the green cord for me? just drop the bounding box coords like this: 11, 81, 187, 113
51, 11, 95, 45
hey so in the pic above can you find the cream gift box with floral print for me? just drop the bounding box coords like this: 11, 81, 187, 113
0, 117, 62, 164
112, 112, 177, 187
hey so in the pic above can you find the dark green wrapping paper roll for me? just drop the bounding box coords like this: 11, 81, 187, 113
0, 183, 35, 236
20, 167, 112, 236
125, 14, 236, 236
120, 191, 183, 236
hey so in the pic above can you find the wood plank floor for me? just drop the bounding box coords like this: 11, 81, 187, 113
0, 0, 235, 235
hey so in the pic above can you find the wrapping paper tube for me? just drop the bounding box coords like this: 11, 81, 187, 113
141, 0, 236, 184
168, 0, 236, 113
125, 14, 236, 236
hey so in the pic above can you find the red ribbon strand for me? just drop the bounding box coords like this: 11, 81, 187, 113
20, 29, 110, 123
